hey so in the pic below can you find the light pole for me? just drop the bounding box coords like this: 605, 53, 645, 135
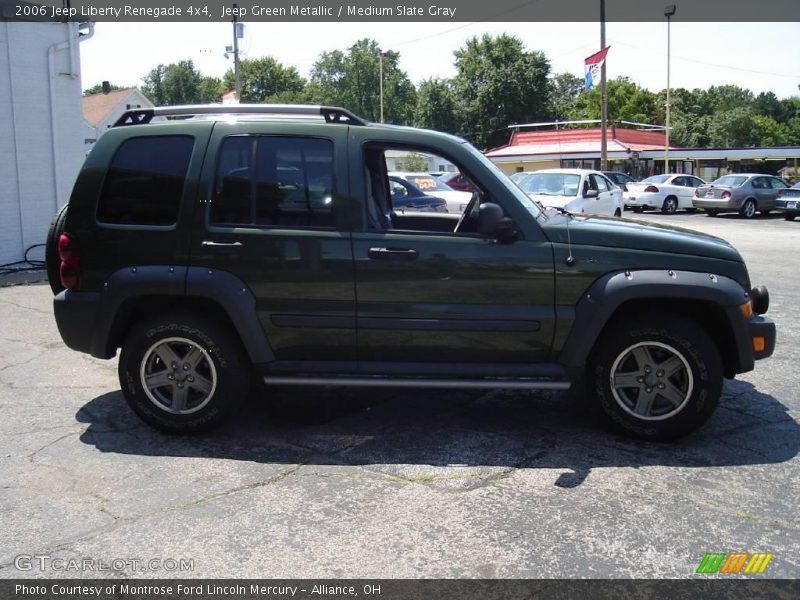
664, 4, 676, 174
232, 4, 242, 100
379, 50, 388, 123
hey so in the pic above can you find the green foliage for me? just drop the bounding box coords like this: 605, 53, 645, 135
222, 56, 306, 103
83, 82, 124, 96
141, 60, 205, 106
549, 73, 584, 121
198, 76, 224, 104
308, 39, 416, 124
397, 152, 429, 171
570, 77, 658, 124
453, 34, 551, 149
413, 78, 459, 134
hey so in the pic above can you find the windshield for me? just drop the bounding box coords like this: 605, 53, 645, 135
403, 175, 454, 192
792, 182, 800, 189
460, 143, 543, 218
712, 175, 748, 187
519, 173, 581, 197
642, 175, 671, 184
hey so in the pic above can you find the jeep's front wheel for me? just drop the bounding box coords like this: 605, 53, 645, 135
119, 313, 249, 433
588, 316, 723, 441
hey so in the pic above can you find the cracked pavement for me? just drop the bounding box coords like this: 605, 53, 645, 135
0, 212, 798, 579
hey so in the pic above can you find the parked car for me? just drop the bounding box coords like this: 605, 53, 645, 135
602, 171, 637, 192
47, 103, 775, 441
390, 171, 472, 214
389, 176, 448, 213
517, 169, 623, 217
439, 171, 478, 194
509, 171, 530, 185
625, 174, 706, 214
693, 174, 789, 218
776, 181, 800, 221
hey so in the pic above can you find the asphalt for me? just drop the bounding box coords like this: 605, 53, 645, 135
0, 211, 797, 579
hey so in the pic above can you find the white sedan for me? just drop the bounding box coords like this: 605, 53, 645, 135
517, 169, 624, 217
625, 174, 706, 214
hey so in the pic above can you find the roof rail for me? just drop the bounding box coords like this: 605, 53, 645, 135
113, 104, 369, 127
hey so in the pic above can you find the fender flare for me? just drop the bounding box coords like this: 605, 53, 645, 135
558, 269, 751, 372
91, 265, 274, 363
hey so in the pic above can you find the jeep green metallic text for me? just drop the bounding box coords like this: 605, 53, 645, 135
48, 105, 776, 440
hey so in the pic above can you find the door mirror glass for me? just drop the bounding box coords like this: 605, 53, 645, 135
584, 189, 599, 199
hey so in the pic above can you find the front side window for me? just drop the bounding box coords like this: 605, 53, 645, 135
211, 136, 335, 228
97, 136, 194, 226
520, 173, 581, 197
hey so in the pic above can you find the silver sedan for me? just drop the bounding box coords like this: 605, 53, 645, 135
693, 174, 789, 219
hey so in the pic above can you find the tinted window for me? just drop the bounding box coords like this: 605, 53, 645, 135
211, 136, 335, 228
673, 176, 688, 186
688, 176, 703, 187
592, 175, 611, 192
97, 136, 194, 226
769, 178, 787, 189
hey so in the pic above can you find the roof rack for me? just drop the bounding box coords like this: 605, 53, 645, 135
113, 104, 369, 127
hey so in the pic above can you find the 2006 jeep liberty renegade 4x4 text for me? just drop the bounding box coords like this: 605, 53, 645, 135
48, 104, 776, 440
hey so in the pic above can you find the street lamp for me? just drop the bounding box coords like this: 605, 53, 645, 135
379, 50, 388, 123
664, 4, 676, 174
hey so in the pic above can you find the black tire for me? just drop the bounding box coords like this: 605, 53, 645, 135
706, 209, 719, 217
685, 207, 698, 213
739, 199, 757, 219
614, 208, 622, 217
785, 212, 797, 221
45, 203, 69, 295
760, 209, 771, 216
587, 315, 723, 441
661, 196, 678, 214
632, 207, 644, 213
118, 312, 250, 433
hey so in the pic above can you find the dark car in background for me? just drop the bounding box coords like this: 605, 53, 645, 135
776, 181, 800, 221
439, 171, 478, 194
693, 174, 789, 218
603, 171, 637, 192
389, 176, 448, 213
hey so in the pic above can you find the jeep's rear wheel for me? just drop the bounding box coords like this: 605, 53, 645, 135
588, 315, 723, 441
119, 313, 249, 433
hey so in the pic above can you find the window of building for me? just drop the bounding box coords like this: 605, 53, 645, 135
211, 136, 335, 228
97, 136, 194, 226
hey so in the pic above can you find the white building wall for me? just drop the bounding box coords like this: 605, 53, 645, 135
0, 21, 86, 264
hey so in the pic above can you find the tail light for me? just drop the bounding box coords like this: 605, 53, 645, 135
722, 191, 731, 199
57, 232, 81, 291
644, 185, 659, 193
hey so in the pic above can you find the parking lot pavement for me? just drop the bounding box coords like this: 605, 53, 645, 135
0, 212, 798, 579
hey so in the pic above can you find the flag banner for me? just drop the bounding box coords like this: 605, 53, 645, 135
584, 46, 611, 90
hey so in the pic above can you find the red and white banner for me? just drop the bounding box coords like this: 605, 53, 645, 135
584, 46, 610, 90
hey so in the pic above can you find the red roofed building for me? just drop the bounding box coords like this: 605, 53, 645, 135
485, 123, 800, 181
485, 125, 676, 179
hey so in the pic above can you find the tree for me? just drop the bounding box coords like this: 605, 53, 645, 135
453, 34, 551, 149
222, 56, 306, 103
141, 60, 204, 105
413, 78, 458, 134
706, 107, 760, 147
397, 152, 429, 171
83, 82, 124, 96
570, 77, 658, 124
549, 73, 584, 121
308, 39, 416, 124
198, 76, 224, 104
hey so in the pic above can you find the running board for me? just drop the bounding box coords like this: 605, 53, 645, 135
263, 376, 571, 390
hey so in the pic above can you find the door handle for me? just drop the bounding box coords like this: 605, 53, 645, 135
368, 247, 418, 261
201, 240, 243, 247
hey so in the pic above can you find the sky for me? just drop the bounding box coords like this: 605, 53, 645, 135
80, 21, 800, 99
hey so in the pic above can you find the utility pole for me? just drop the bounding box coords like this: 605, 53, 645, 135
232, 3, 242, 101
664, 4, 676, 175
600, 0, 608, 171
379, 51, 388, 123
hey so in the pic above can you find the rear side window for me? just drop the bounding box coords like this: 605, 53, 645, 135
97, 136, 194, 226
211, 136, 335, 228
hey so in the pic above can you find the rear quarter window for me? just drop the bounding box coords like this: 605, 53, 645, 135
97, 136, 194, 226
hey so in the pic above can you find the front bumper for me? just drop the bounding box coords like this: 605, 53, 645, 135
749, 315, 776, 361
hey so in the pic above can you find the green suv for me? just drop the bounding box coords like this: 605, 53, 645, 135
48, 104, 776, 440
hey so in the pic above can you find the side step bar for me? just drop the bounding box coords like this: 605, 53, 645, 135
263, 376, 571, 390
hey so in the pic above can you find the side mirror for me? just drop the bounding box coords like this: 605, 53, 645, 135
584, 189, 599, 199
477, 202, 517, 242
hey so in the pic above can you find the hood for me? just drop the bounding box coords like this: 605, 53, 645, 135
541, 211, 743, 263
528, 194, 573, 208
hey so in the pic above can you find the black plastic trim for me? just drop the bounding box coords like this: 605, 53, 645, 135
357, 317, 540, 332
262, 360, 566, 379
559, 269, 753, 372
